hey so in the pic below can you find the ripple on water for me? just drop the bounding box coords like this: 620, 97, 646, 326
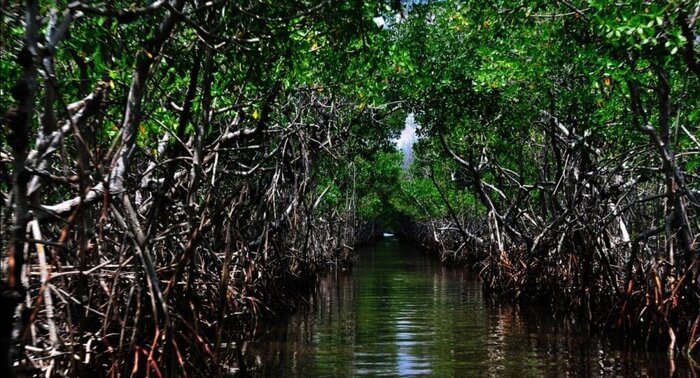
244, 239, 690, 377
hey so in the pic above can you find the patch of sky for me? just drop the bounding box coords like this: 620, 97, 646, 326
395, 113, 419, 170
372, 0, 430, 29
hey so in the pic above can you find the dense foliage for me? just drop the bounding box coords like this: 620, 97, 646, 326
387, 0, 700, 355
1, 1, 403, 375
2, 0, 699, 375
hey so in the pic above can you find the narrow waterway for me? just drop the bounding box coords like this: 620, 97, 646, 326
245, 237, 694, 376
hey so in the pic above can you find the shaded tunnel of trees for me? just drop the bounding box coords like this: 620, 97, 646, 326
1, 0, 699, 376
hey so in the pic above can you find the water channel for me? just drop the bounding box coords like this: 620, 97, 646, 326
246, 237, 695, 377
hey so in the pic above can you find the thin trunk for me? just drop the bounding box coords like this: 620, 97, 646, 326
1, 1, 39, 374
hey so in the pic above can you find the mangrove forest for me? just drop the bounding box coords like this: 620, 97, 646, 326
1, 0, 699, 376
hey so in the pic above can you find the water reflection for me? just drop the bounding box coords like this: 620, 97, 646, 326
246, 238, 698, 377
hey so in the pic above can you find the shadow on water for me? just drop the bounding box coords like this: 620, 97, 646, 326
243, 238, 699, 377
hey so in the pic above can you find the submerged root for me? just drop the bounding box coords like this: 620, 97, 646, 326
398, 217, 700, 355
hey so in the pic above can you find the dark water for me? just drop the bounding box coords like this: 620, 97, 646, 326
246, 237, 698, 377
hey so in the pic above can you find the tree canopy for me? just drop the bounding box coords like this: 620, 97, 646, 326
1, 0, 699, 375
